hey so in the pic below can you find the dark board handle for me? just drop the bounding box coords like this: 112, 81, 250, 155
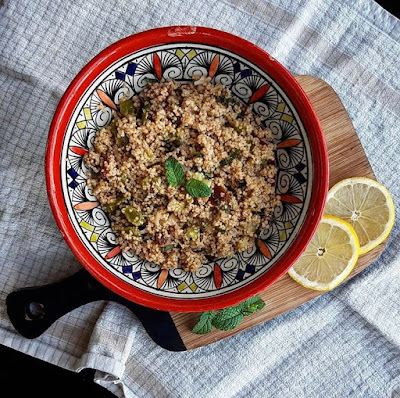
6, 269, 186, 351
6, 270, 111, 339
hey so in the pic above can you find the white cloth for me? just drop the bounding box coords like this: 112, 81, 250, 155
0, 0, 399, 397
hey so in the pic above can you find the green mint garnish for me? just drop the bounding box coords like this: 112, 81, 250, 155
185, 179, 212, 198
192, 311, 217, 334
211, 306, 244, 331
220, 149, 241, 167
192, 295, 266, 334
238, 295, 265, 315
165, 156, 185, 187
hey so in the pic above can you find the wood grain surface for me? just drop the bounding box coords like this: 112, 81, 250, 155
170, 75, 385, 350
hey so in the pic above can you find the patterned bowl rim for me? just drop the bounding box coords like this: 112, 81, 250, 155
46, 26, 329, 312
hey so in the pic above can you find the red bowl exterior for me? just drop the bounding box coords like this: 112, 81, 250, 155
46, 26, 329, 312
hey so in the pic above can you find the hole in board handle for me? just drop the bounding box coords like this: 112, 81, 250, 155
24, 302, 45, 320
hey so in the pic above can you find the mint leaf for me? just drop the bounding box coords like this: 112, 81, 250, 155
192, 311, 217, 334
185, 179, 212, 198
212, 306, 244, 331
165, 157, 185, 187
239, 295, 265, 316
191, 296, 266, 334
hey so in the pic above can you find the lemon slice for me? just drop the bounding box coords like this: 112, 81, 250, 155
288, 215, 360, 291
325, 177, 395, 254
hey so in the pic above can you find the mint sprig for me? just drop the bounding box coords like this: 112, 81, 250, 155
164, 157, 213, 198
192, 295, 266, 334
185, 178, 212, 198
165, 156, 185, 187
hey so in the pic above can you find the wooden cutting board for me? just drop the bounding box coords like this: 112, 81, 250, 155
170, 75, 386, 350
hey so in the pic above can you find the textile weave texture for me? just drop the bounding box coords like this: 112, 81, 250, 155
0, 0, 399, 397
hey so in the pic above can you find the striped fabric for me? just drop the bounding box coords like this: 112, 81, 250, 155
0, 0, 399, 397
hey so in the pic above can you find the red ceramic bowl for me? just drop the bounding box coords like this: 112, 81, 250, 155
46, 26, 328, 312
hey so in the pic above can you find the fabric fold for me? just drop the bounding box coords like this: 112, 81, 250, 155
75, 302, 140, 380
